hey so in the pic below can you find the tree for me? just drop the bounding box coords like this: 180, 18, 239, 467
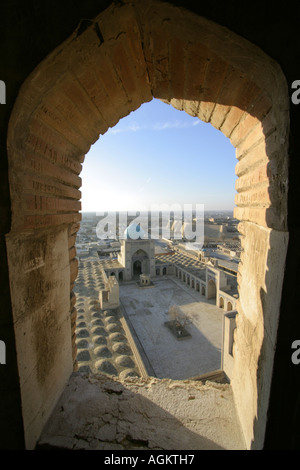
168, 304, 191, 331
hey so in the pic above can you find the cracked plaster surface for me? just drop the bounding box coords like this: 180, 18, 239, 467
38, 372, 246, 450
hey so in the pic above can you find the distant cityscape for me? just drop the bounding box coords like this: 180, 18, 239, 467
76, 210, 240, 263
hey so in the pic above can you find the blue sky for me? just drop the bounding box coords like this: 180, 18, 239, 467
80, 98, 237, 213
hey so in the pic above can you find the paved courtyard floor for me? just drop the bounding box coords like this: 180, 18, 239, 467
119, 276, 223, 380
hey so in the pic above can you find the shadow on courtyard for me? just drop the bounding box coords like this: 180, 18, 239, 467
119, 278, 223, 380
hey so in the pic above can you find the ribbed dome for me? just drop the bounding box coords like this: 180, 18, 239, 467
124, 223, 145, 240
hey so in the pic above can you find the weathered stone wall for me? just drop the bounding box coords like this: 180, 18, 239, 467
5, 227, 73, 449
38, 373, 247, 450
233, 223, 289, 447
2, 0, 293, 450
99, 275, 120, 310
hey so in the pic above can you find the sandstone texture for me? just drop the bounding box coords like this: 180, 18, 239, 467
38, 373, 246, 450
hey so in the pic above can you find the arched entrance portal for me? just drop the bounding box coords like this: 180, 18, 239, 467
131, 248, 149, 279
133, 260, 142, 277
6, 0, 289, 450
207, 279, 217, 300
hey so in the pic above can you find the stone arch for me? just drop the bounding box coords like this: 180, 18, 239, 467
207, 279, 217, 300
132, 249, 148, 257
219, 297, 225, 309
5, 0, 289, 450
227, 301, 233, 311
132, 248, 149, 277
133, 260, 142, 277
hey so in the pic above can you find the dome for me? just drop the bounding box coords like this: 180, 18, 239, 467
124, 223, 145, 240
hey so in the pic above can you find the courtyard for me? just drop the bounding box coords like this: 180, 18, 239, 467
119, 276, 223, 380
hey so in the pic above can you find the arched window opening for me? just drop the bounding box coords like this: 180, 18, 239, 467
207, 279, 217, 300
73, 98, 236, 389
6, 0, 289, 451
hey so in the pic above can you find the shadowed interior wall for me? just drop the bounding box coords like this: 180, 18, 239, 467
2, 0, 293, 450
